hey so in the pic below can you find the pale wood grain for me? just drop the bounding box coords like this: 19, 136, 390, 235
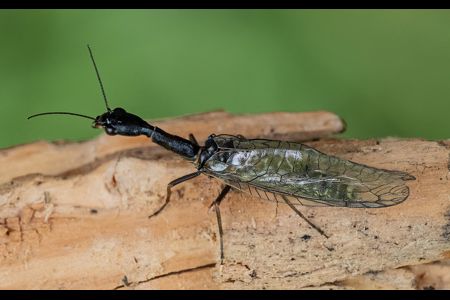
0, 111, 448, 290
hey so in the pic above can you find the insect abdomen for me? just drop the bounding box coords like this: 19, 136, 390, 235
203, 140, 411, 208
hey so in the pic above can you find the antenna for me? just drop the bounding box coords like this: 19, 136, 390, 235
87, 44, 111, 112
28, 112, 96, 120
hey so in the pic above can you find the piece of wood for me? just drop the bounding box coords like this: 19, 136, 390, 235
0, 111, 449, 290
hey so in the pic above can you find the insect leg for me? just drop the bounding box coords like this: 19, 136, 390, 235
281, 196, 329, 239
211, 185, 231, 265
148, 171, 201, 218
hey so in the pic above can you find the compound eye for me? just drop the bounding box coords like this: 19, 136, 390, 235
113, 108, 126, 114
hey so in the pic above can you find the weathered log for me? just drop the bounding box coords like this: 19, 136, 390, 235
0, 110, 449, 290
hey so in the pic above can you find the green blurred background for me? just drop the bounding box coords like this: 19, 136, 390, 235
1, 9, 449, 149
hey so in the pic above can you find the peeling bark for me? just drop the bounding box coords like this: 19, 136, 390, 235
0, 111, 449, 290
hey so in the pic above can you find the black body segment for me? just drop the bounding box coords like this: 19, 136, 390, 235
94, 108, 200, 161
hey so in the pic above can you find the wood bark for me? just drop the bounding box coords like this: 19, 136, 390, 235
0, 110, 449, 290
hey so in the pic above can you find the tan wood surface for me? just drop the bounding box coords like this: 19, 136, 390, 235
0, 110, 449, 289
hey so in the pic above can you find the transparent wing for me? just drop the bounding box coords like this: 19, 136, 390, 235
202, 135, 414, 208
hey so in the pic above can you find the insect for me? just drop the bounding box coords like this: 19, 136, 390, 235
29, 45, 415, 264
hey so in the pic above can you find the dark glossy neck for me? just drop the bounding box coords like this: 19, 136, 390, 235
96, 107, 200, 161
146, 125, 200, 161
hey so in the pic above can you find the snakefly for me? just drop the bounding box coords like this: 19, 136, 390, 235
28, 45, 415, 264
